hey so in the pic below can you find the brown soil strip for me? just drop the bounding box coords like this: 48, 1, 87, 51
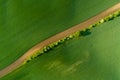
0, 3, 120, 78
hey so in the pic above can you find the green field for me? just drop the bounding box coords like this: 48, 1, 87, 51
2, 15, 120, 80
0, 0, 120, 80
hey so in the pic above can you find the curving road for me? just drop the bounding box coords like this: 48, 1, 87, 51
0, 3, 120, 78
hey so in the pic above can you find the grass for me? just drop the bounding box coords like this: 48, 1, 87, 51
0, 0, 120, 70
2, 16, 120, 80
1, 0, 120, 79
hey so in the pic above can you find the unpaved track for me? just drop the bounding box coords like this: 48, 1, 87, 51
0, 3, 120, 78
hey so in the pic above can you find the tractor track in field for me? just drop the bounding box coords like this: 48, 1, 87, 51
0, 3, 120, 78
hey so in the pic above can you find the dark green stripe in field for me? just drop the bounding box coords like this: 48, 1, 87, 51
0, 0, 120, 73
2, 15, 120, 80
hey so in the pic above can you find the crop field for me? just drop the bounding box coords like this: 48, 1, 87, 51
0, 0, 120, 80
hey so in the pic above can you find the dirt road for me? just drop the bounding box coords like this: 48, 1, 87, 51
0, 3, 120, 78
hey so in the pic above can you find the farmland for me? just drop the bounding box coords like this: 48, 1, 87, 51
0, 0, 120, 80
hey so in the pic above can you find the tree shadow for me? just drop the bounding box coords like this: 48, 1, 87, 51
80, 29, 92, 36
